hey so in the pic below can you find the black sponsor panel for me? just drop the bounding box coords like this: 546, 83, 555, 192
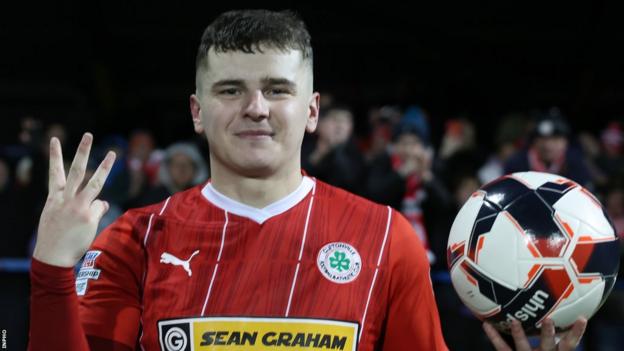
159, 322, 191, 351
482, 177, 532, 209
486, 270, 561, 335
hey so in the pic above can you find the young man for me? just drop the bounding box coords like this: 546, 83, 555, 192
30, 9, 585, 351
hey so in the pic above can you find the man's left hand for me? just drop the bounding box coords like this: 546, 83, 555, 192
483, 318, 587, 351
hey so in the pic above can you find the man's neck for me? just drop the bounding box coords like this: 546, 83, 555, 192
209, 166, 304, 209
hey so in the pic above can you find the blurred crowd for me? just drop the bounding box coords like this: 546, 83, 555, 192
1, 97, 623, 350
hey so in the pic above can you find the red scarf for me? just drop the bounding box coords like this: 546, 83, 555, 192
391, 154, 435, 263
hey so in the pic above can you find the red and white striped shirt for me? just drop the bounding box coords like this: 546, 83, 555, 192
30, 177, 447, 351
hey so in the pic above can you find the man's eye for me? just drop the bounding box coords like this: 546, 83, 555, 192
220, 88, 240, 95
265, 88, 289, 96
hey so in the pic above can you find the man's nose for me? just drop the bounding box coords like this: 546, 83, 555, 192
243, 90, 269, 120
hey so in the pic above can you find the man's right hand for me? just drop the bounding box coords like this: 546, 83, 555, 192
33, 133, 116, 267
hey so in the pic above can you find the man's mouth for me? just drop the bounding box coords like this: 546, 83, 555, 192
235, 130, 275, 138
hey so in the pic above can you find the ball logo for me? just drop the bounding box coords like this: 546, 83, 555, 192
317, 242, 361, 284
495, 290, 550, 331
164, 327, 188, 351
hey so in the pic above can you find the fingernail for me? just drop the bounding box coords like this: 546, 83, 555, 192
106, 151, 116, 161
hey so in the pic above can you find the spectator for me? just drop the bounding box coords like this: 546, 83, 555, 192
129, 142, 209, 208
13, 121, 67, 256
578, 130, 610, 189
478, 113, 528, 184
362, 105, 402, 162
504, 108, 592, 187
366, 115, 453, 264
302, 105, 366, 194
97, 134, 130, 207
100, 130, 162, 209
596, 121, 624, 187
435, 117, 485, 192
605, 186, 624, 239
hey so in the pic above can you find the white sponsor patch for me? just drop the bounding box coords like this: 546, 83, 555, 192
76, 250, 102, 296
317, 242, 362, 284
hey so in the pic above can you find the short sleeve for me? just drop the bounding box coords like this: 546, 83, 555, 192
382, 211, 448, 350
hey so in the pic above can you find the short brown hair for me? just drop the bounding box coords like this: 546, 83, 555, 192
195, 9, 313, 86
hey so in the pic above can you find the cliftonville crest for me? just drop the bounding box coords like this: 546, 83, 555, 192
317, 242, 362, 284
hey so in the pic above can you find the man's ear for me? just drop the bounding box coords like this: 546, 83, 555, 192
305, 92, 320, 133
190, 94, 204, 134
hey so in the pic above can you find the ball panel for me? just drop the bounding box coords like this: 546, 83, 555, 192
535, 181, 577, 208
467, 209, 497, 262
547, 280, 606, 331
446, 241, 466, 270
517, 262, 542, 289
553, 211, 580, 245
450, 260, 500, 313
506, 192, 567, 257
481, 176, 532, 209
510, 171, 563, 190
460, 260, 517, 305
541, 266, 573, 302
570, 237, 620, 279
474, 213, 520, 288
554, 188, 615, 239
448, 193, 485, 249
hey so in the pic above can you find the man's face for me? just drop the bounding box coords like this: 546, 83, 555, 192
534, 136, 567, 163
191, 48, 319, 178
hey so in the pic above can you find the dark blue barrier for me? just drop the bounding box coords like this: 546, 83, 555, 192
0, 258, 31, 273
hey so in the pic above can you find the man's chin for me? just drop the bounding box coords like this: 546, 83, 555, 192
234, 162, 277, 179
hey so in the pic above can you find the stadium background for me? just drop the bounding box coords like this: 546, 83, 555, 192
1, 2, 624, 350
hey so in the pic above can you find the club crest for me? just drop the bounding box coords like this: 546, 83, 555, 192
317, 242, 361, 284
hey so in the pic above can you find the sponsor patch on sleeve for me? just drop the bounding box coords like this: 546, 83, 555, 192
75, 250, 102, 296
158, 317, 359, 351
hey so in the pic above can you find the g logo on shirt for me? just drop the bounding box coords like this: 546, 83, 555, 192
160, 322, 191, 351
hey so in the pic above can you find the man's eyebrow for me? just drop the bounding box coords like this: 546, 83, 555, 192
261, 78, 297, 89
211, 79, 245, 89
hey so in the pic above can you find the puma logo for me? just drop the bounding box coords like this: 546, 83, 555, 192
160, 250, 200, 277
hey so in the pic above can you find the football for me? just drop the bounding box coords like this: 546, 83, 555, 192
447, 171, 620, 334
